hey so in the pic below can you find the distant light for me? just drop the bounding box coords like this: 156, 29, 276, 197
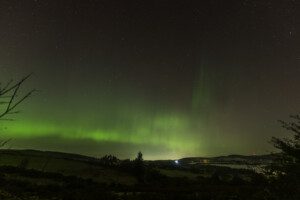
174, 160, 179, 164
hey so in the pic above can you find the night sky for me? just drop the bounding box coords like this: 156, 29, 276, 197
0, 0, 299, 159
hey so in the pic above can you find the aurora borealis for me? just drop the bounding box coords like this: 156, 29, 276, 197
0, 1, 299, 159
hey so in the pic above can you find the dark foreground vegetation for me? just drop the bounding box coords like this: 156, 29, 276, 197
0, 148, 298, 200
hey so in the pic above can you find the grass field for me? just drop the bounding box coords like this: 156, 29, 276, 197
0, 149, 298, 200
0, 149, 137, 185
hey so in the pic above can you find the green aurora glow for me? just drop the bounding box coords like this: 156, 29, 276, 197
2, 116, 199, 151
0, 82, 207, 159
0, 64, 293, 159
0, 64, 294, 159
1, 1, 299, 159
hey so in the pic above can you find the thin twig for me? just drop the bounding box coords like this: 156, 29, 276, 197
0, 74, 35, 120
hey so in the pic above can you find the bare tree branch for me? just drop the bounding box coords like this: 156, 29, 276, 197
0, 138, 11, 147
0, 74, 32, 96
0, 74, 35, 120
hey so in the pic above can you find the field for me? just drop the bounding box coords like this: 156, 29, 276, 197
0, 149, 137, 185
0, 149, 298, 200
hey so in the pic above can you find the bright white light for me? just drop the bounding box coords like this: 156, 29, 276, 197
174, 160, 179, 164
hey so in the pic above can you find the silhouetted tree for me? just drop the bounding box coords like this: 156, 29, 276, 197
0, 74, 35, 121
136, 151, 143, 162
272, 114, 300, 163
0, 75, 35, 147
99, 155, 119, 167
267, 114, 300, 199
134, 151, 145, 182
